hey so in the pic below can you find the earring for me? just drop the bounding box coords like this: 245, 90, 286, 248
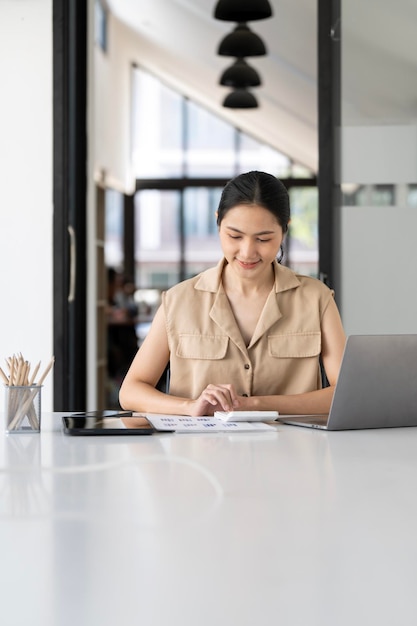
277, 244, 284, 264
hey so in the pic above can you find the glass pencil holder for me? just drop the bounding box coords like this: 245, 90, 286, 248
4, 385, 42, 433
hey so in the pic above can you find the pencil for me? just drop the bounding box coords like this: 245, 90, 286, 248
28, 361, 41, 386
0, 367, 9, 385
37, 357, 55, 385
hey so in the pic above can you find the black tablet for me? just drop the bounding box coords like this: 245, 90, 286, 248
62, 411, 155, 436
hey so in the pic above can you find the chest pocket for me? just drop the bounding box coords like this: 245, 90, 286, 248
177, 335, 229, 360
268, 332, 321, 358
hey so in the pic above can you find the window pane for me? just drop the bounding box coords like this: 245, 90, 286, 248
408, 184, 417, 207
238, 133, 291, 178
185, 101, 235, 177
132, 69, 183, 177
184, 187, 223, 277
341, 183, 363, 206
342, 183, 397, 206
371, 184, 395, 206
134, 190, 181, 288
105, 189, 124, 268
288, 187, 318, 277
94, 0, 107, 51
290, 163, 315, 179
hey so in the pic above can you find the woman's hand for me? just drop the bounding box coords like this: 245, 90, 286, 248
189, 384, 241, 417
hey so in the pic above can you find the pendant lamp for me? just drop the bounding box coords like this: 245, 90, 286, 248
220, 58, 261, 88
214, 0, 273, 22
218, 23, 267, 57
223, 89, 259, 109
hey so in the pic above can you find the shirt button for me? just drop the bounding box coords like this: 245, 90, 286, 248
244, 364, 250, 369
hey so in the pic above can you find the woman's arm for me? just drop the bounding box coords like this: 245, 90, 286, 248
236, 297, 347, 415
119, 305, 186, 414
119, 306, 240, 416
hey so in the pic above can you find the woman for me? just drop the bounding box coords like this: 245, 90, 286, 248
119, 171, 346, 417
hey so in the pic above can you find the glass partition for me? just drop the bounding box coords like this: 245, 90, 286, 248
340, 1, 417, 199
337, 0, 417, 335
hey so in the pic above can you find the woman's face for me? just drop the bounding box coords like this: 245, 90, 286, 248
218, 204, 284, 281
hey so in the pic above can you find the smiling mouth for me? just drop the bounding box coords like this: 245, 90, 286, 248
237, 259, 260, 268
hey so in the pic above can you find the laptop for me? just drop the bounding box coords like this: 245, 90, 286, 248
278, 334, 417, 430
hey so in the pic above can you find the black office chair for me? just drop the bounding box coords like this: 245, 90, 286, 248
156, 364, 170, 393
320, 357, 330, 388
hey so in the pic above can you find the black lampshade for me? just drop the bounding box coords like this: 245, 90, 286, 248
223, 89, 259, 109
220, 58, 261, 88
214, 0, 273, 22
218, 23, 267, 57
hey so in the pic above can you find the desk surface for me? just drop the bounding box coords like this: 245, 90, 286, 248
1, 413, 417, 626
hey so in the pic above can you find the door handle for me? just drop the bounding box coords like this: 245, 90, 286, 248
68, 225, 76, 302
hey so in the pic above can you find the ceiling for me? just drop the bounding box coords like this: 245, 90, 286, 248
105, 0, 417, 173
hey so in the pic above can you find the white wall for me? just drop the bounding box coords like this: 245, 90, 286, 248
0, 1, 54, 410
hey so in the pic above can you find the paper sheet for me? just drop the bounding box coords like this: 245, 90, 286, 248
146, 414, 277, 433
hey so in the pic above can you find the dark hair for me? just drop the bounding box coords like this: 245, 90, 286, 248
217, 171, 290, 233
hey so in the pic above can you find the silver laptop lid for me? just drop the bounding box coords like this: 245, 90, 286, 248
326, 334, 417, 430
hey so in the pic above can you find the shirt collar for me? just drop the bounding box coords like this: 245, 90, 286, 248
194, 258, 301, 294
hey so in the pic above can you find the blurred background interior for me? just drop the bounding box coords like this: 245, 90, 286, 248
102, 1, 321, 407
4, 1, 415, 412
98, 0, 417, 407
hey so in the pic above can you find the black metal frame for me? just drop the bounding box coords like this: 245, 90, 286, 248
53, 0, 87, 410
318, 0, 341, 289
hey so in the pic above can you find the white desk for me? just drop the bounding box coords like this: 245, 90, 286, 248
1, 413, 417, 626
